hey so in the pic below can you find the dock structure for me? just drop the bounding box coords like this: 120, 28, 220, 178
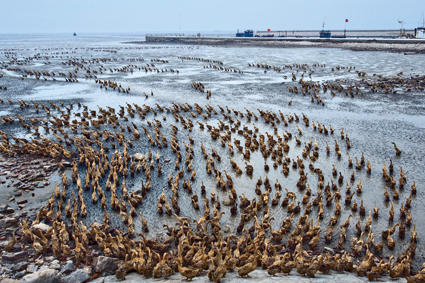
144, 35, 425, 45
141, 35, 425, 53
255, 29, 415, 38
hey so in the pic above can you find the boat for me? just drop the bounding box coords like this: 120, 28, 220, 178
236, 30, 254, 37
319, 30, 331, 38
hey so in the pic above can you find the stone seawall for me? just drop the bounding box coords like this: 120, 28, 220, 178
137, 36, 425, 53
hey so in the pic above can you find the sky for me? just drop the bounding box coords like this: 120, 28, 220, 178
0, 0, 424, 34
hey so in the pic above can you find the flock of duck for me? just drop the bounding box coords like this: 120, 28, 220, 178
179, 56, 224, 65
191, 81, 212, 99
247, 62, 425, 106
0, 47, 424, 282
203, 64, 244, 74
0, 95, 422, 282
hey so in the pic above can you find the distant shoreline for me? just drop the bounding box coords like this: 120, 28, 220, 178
126, 36, 425, 54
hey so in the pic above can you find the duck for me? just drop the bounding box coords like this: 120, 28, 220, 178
153, 253, 174, 278
373, 202, 379, 219
207, 250, 227, 282
4, 232, 16, 252
176, 255, 200, 280
391, 142, 401, 156
355, 216, 362, 236
389, 201, 394, 222
237, 253, 257, 277
387, 233, 396, 249
359, 200, 366, 216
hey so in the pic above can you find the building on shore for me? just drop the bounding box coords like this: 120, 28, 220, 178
415, 27, 425, 38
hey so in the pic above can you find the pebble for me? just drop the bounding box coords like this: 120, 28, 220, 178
12, 261, 29, 272
13, 271, 27, 279
26, 263, 38, 273
133, 153, 144, 160
49, 259, 60, 270
17, 199, 27, 205
2, 251, 28, 262
324, 247, 335, 254
94, 256, 119, 275
21, 268, 59, 283
59, 260, 76, 275
62, 269, 90, 283
31, 222, 50, 233
0, 205, 14, 214
0, 217, 17, 228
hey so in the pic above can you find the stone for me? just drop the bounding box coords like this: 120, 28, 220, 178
31, 223, 51, 233
21, 268, 59, 283
0, 217, 17, 228
324, 247, 335, 254
61, 161, 72, 167
2, 251, 28, 262
0, 279, 20, 283
133, 153, 144, 160
12, 261, 29, 272
49, 259, 60, 270
13, 271, 27, 279
62, 269, 90, 283
44, 256, 55, 262
60, 260, 75, 275
94, 256, 119, 275
17, 199, 27, 205
0, 205, 14, 214
35, 258, 44, 266
26, 263, 38, 273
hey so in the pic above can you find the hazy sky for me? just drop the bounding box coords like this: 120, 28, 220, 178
1, 0, 424, 34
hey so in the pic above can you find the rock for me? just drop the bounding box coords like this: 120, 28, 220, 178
61, 161, 72, 167
26, 263, 38, 273
12, 261, 29, 272
13, 270, 27, 279
0, 240, 8, 248
324, 247, 335, 254
21, 268, 59, 283
0, 217, 17, 228
44, 256, 55, 262
0, 205, 14, 214
0, 279, 19, 283
94, 256, 119, 275
17, 199, 27, 205
49, 259, 60, 270
133, 153, 144, 161
60, 260, 75, 275
31, 223, 50, 232
2, 251, 28, 262
62, 269, 90, 283
35, 258, 44, 266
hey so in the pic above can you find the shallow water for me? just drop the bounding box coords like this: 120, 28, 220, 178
1, 34, 425, 272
